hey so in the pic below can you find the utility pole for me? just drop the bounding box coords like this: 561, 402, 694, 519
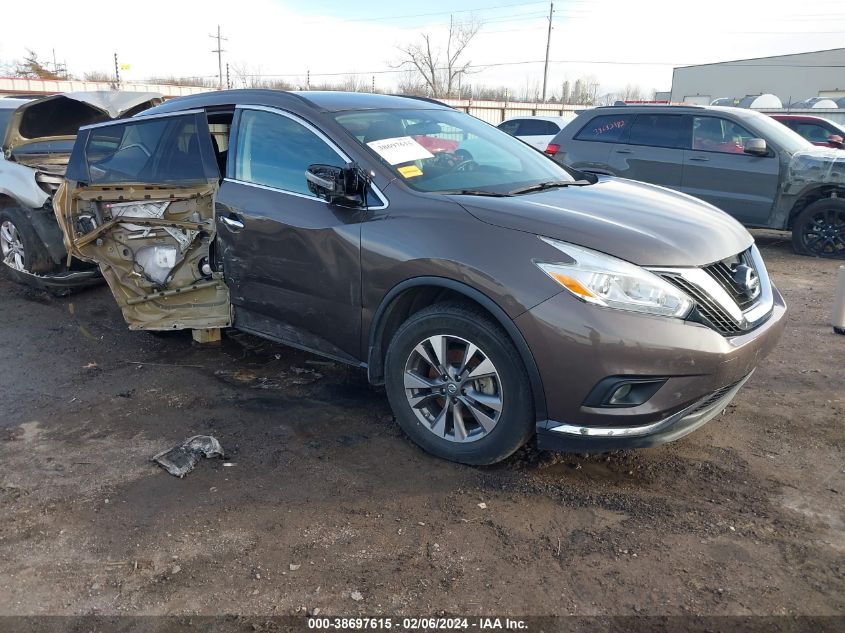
209, 25, 227, 90
372, 76, 375, 93
114, 53, 120, 86
306, 70, 310, 90
226, 63, 231, 89
541, 2, 554, 102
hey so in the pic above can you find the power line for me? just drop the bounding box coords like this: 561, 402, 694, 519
146, 58, 845, 83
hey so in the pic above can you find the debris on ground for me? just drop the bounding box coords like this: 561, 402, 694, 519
152, 435, 224, 478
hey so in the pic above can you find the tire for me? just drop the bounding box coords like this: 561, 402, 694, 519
384, 302, 534, 465
0, 206, 54, 274
791, 198, 845, 259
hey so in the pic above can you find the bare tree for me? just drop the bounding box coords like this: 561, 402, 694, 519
14, 49, 63, 80
472, 85, 510, 101
519, 77, 541, 102
396, 68, 427, 96
560, 80, 571, 105
340, 74, 368, 92
393, 16, 482, 98
621, 84, 644, 101
147, 75, 218, 88
83, 70, 112, 82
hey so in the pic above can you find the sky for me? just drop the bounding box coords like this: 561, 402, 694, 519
2, 0, 844, 98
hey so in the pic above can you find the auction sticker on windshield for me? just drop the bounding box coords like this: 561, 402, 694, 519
367, 136, 434, 165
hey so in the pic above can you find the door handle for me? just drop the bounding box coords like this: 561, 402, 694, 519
220, 215, 245, 230
688, 156, 709, 162
615, 149, 633, 154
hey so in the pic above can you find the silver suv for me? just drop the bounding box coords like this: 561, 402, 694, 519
547, 105, 845, 258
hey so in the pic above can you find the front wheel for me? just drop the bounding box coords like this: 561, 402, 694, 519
791, 198, 845, 259
0, 206, 54, 274
384, 303, 534, 465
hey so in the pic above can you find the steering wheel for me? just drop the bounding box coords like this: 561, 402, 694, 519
453, 159, 479, 172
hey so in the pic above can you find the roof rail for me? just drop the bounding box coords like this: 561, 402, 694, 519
388, 94, 450, 108
592, 103, 706, 109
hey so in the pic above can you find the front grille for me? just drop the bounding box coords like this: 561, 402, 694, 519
703, 251, 758, 311
659, 247, 764, 338
660, 272, 745, 336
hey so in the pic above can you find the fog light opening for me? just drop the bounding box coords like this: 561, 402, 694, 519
583, 376, 669, 409
608, 383, 633, 405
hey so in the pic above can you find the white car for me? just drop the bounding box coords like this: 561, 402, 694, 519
496, 115, 575, 151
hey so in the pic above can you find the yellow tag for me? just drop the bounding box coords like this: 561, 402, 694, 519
398, 165, 423, 178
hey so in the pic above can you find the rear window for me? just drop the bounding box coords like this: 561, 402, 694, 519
575, 114, 633, 143
517, 119, 560, 136
627, 114, 686, 149
497, 120, 521, 136
19, 98, 109, 139
76, 113, 216, 184
788, 122, 834, 143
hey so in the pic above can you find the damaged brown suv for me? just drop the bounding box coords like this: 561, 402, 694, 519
55, 90, 786, 464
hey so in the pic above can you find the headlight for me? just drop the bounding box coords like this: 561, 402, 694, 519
536, 237, 693, 318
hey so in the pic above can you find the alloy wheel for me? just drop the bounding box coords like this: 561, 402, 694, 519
0, 220, 26, 271
403, 334, 504, 443
801, 208, 845, 257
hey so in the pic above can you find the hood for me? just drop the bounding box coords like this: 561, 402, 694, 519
455, 177, 753, 267
784, 147, 845, 195
3, 91, 163, 154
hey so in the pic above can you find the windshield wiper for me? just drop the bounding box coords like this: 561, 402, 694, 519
509, 180, 591, 195
439, 189, 513, 197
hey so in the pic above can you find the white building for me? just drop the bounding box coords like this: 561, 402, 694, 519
670, 47, 845, 107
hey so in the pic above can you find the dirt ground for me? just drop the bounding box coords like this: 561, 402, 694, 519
0, 230, 843, 619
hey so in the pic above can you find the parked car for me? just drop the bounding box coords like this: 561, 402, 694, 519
497, 115, 573, 150
0, 91, 162, 291
770, 114, 845, 150
548, 104, 845, 258
55, 90, 785, 464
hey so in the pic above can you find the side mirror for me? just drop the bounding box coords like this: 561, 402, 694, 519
828, 134, 844, 149
305, 163, 368, 206
743, 138, 768, 156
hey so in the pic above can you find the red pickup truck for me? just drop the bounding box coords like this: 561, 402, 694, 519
771, 114, 845, 149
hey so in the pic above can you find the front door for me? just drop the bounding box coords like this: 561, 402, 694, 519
215, 106, 370, 364
681, 115, 780, 226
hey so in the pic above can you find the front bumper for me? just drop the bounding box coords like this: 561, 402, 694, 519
536, 371, 752, 452
516, 283, 787, 452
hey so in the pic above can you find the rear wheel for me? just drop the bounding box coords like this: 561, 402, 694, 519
0, 206, 54, 274
791, 198, 845, 259
384, 303, 534, 465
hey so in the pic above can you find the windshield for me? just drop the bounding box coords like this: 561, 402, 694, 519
745, 111, 813, 154
820, 118, 845, 136
334, 108, 575, 193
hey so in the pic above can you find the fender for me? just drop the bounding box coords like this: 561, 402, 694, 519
0, 157, 49, 210
367, 276, 548, 422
